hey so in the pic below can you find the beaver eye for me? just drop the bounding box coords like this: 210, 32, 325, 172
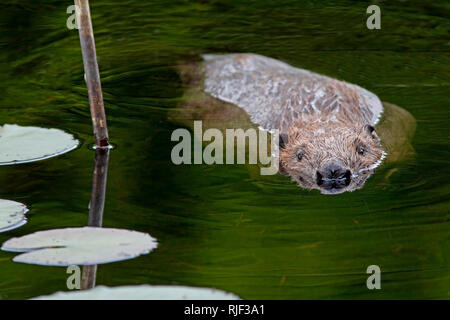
296, 151, 303, 161
364, 124, 375, 134
356, 146, 365, 155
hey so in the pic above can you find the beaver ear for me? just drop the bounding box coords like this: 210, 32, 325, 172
364, 124, 379, 139
364, 124, 375, 134
279, 133, 288, 150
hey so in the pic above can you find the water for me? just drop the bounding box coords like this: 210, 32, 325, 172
0, 0, 448, 299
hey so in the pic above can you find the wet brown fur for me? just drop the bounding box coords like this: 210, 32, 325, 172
279, 116, 384, 193
173, 57, 415, 194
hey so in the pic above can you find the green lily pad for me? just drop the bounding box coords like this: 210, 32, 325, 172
0, 124, 79, 165
0, 199, 28, 233
1, 227, 157, 266
32, 285, 241, 300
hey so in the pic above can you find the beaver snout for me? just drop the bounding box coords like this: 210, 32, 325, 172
316, 163, 351, 192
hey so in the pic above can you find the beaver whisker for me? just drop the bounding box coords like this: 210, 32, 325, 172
358, 151, 387, 174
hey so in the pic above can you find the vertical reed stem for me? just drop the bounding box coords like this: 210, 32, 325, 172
75, 0, 109, 148
76, 0, 110, 290
81, 265, 97, 290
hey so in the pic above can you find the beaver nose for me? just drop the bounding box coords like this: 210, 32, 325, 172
324, 163, 347, 179
316, 163, 351, 190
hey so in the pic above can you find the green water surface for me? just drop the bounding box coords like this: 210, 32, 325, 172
0, 0, 449, 299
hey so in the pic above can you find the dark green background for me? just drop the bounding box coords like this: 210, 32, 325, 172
0, 0, 448, 299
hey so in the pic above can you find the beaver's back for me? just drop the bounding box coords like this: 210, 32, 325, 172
202, 53, 383, 133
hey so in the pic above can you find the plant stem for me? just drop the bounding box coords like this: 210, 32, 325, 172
82, 148, 110, 290
75, 0, 109, 148
81, 265, 97, 289
88, 148, 109, 227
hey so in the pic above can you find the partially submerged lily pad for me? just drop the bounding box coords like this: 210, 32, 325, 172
0, 199, 28, 233
1, 227, 157, 266
32, 285, 241, 300
0, 124, 79, 165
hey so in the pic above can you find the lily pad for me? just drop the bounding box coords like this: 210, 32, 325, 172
0, 199, 28, 233
0, 124, 79, 165
1, 227, 157, 266
32, 285, 241, 300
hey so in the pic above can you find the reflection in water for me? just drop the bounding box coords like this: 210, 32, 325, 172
81, 265, 97, 290
81, 148, 110, 290
87, 148, 110, 227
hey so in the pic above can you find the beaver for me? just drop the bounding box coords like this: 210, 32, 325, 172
173, 53, 416, 194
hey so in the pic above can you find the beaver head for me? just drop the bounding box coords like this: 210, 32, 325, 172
279, 119, 385, 194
